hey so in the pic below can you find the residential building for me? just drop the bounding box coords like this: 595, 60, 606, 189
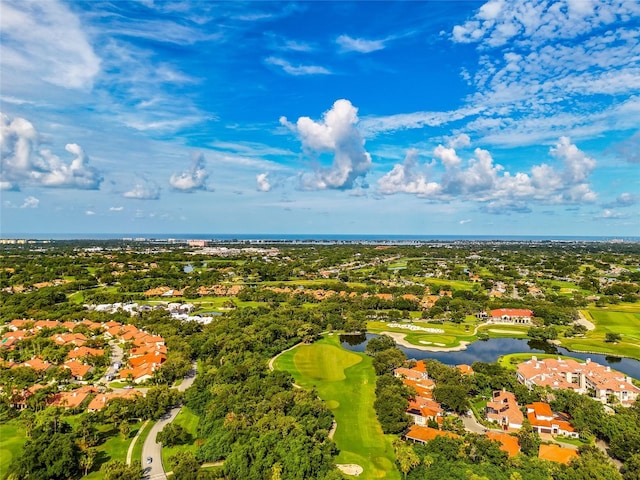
538, 444, 579, 464
490, 308, 533, 324
526, 402, 578, 438
486, 390, 524, 430
404, 425, 460, 444
486, 431, 520, 457
517, 356, 639, 405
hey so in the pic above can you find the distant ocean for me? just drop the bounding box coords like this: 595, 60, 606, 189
2, 233, 639, 242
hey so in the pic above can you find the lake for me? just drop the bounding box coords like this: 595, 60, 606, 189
340, 334, 640, 380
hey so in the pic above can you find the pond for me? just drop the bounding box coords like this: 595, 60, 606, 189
183, 264, 194, 273
340, 334, 640, 380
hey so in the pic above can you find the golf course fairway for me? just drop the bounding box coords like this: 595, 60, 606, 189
274, 335, 400, 479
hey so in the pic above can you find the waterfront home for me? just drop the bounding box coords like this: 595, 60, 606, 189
517, 356, 639, 405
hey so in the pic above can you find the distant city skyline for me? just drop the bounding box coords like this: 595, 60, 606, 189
1, 1, 639, 236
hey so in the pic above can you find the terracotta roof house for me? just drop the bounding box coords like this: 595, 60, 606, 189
486, 390, 524, 430
456, 364, 474, 376
52, 332, 87, 347
538, 444, 579, 464
67, 346, 105, 360
63, 360, 92, 380
33, 320, 60, 330
404, 425, 460, 444
487, 431, 521, 458
119, 364, 157, 384
22, 357, 53, 372
490, 309, 533, 324
526, 402, 578, 438
87, 389, 142, 411
8, 319, 32, 330
402, 378, 435, 399
394, 367, 429, 382
1, 330, 30, 349
407, 397, 443, 425
129, 351, 166, 368
517, 356, 639, 405
48, 386, 96, 409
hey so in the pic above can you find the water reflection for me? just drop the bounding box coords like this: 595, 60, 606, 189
340, 333, 640, 380
340, 333, 367, 346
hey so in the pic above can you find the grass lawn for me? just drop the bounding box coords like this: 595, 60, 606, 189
367, 320, 477, 349
561, 308, 640, 360
274, 335, 400, 480
85, 421, 144, 479
480, 324, 529, 337
131, 421, 152, 470
162, 407, 201, 470
419, 278, 476, 291
0, 420, 27, 479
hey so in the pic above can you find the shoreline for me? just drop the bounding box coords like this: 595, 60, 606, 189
380, 331, 471, 352
377, 331, 640, 362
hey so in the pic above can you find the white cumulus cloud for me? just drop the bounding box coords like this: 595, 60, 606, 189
281, 99, 372, 190
123, 180, 160, 200
377, 149, 440, 196
20, 196, 39, 208
256, 173, 271, 192
0, 114, 103, 190
169, 153, 211, 192
376, 136, 598, 213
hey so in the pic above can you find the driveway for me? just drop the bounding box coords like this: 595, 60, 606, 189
141, 361, 197, 479
461, 413, 491, 434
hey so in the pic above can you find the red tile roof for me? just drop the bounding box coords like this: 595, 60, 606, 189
487, 431, 520, 457
405, 425, 460, 443
538, 444, 579, 464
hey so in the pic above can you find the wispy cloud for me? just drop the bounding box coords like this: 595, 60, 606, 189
336, 34, 385, 53
0, 0, 100, 90
449, 0, 640, 145
265, 56, 331, 76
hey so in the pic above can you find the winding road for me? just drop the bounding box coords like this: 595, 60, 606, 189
141, 361, 197, 480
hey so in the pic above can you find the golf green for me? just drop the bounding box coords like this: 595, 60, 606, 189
275, 336, 400, 479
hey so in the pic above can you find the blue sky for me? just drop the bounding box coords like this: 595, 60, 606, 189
1, 0, 639, 237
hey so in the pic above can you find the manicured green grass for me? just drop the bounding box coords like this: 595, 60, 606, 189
420, 278, 476, 291
131, 421, 152, 470
367, 320, 477, 348
481, 324, 529, 337
0, 420, 27, 479
561, 308, 640, 360
84, 421, 142, 479
274, 336, 400, 480
162, 407, 201, 470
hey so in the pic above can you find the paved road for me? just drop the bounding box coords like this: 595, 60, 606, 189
461, 413, 490, 434
141, 362, 197, 480
100, 341, 124, 384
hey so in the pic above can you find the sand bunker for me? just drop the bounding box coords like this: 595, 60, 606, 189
382, 331, 470, 352
336, 464, 364, 476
